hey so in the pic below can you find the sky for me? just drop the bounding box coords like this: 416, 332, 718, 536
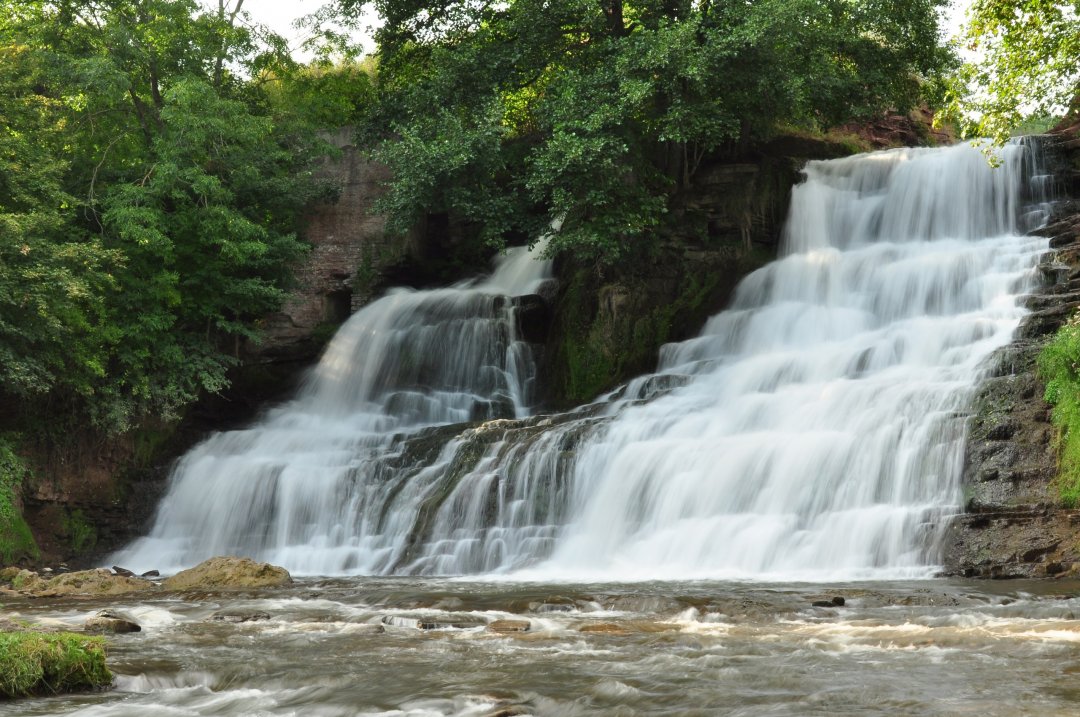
238, 1, 378, 58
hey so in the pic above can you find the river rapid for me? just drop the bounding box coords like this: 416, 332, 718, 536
7, 577, 1080, 716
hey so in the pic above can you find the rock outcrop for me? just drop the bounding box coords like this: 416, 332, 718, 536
943, 131, 1080, 578
2, 568, 156, 597
1, 557, 291, 596
251, 128, 417, 364
84, 609, 142, 634
161, 556, 292, 591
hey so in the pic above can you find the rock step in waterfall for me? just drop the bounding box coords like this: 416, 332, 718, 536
115, 141, 1053, 580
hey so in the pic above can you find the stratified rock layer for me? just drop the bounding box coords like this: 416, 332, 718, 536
943, 133, 1080, 578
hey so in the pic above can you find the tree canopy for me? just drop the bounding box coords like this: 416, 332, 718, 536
946, 0, 1079, 143
333, 0, 952, 262
0, 0, 347, 432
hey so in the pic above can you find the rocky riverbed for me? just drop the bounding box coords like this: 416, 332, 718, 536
5, 575, 1080, 715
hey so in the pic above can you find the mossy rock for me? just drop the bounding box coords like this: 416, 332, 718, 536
8, 569, 154, 598
162, 556, 292, 591
0, 631, 111, 699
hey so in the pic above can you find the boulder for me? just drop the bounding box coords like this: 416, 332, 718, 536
162, 556, 292, 591
488, 619, 531, 633
9, 568, 154, 597
811, 596, 846, 608
210, 610, 272, 623
84, 609, 141, 634
578, 622, 629, 635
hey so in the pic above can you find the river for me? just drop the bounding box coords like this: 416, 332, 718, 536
6, 577, 1080, 715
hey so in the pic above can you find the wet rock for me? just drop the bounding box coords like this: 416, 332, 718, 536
111, 565, 135, 577
578, 622, 628, 635
811, 596, 846, 608
140, 570, 160, 578
210, 610, 272, 623
162, 556, 292, 591
512, 294, 551, 344
381, 615, 485, 630
488, 619, 531, 633
985, 420, 1020, 441
85, 609, 141, 634
531, 598, 575, 613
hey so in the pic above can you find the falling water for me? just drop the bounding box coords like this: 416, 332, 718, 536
117, 142, 1051, 579
115, 244, 553, 574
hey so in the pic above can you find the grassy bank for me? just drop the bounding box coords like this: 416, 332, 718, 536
1038, 315, 1080, 505
0, 632, 111, 699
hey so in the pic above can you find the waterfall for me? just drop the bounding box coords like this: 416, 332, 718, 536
116, 142, 1051, 580
114, 243, 553, 575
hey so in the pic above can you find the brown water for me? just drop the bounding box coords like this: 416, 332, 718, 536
6, 577, 1080, 716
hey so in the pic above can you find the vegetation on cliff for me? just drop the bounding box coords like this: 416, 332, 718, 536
0, 439, 38, 564
1039, 312, 1080, 506
332, 0, 952, 263
0, 631, 111, 698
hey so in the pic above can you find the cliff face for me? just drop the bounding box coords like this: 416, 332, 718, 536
943, 131, 1080, 578
250, 128, 418, 364
541, 136, 855, 405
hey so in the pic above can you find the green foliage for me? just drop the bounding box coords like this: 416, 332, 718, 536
1038, 315, 1080, 506
0, 438, 39, 565
340, 0, 951, 262
0, 632, 111, 698
61, 510, 97, 555
0, 1, 347, 434
943, 0, 1079, 143
261, 58, 378, 129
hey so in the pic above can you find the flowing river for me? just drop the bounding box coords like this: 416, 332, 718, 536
7, 577, 1080, 715
11, 141, 1067, 715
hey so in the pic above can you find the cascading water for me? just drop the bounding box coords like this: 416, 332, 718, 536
115, 244, 554, 574
117, 141, 1052, 580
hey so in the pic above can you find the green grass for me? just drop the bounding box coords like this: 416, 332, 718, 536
0, 632, 111, 699
1038, 316, 1080, 506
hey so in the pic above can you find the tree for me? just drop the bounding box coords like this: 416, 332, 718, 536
0, 45, 115, 403
334, 0, 951, 262
0, 0, 337, 431
945, 0, 1080, 143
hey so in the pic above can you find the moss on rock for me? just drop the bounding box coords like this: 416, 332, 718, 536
162, 556, 292, 591
4, 568, 154, 598
0, 631, 111, 699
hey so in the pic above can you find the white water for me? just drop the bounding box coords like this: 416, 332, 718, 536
115, 243, 553, 574
117, 142, 1051, 580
